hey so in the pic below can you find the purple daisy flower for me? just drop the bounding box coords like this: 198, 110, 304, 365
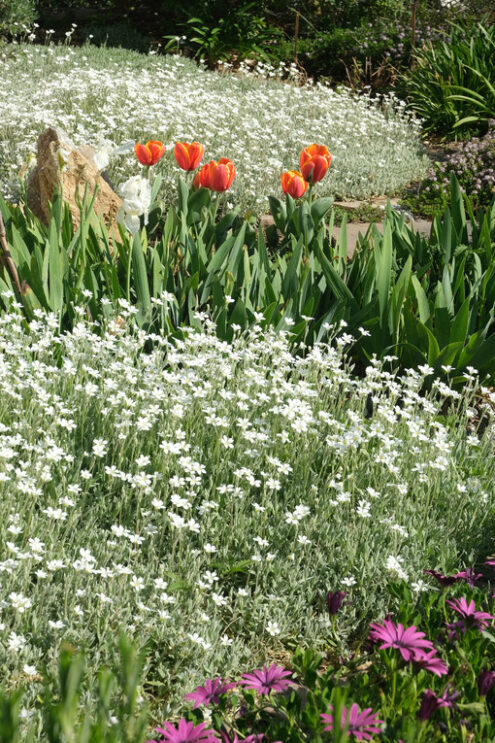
321, 703, 384, 740
369, 618, 434, 662
218, 733, 239, 743
424, 569, 457, 587
417, 684, 459, 721
219, 734, 281, 743
239, 664, 293, 695
418, 689, 441, 721
184, 678, 236, 708
454, 569, 482, 587
446, 597, 494, 632
412, 649, 448, 676
438, 684, 461, 710
154, 719, 219, 743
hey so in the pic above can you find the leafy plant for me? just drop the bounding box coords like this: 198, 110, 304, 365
398, 20, 495, 137
148, 574, 495, 742
2, 173, 495, 382
0, 0, 36, 36
0, 637, 149, 743
165, 0, 282, 63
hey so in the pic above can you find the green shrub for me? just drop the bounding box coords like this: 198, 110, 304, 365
163, 0, 282, 63
36, 0, 118, 7
398, 20, 495, 138
0, 0, 36, 36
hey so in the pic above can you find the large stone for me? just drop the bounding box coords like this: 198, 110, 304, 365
26, 127, 122, 229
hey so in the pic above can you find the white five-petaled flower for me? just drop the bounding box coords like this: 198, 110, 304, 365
266, 620, 281, 636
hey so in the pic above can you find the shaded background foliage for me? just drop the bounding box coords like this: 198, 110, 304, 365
2, 1, 494, 95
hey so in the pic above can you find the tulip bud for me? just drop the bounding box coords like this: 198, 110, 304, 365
280, 170, 308, 199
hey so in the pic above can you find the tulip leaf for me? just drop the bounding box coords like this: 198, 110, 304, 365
375, 221, 393, 325
281, 236, 303, 300
131, 231, 151, 319
268, 196, 286, 234
188, 187, 211, 216
45, 217, 64, 312
411, 275, 431, 324
460, 332, 495, 375
314, 240, 358, 310
433, 306, 451, 348
310, 197, 333, 225
150, 174, 163, 204
450, 297, 470, 345
229, 298, 248, 328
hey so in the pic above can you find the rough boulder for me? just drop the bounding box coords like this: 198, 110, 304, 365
26, 127, 121, 229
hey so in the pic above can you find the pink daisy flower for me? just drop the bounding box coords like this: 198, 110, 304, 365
412, 649, 448, 676
184, 678, 236, 708
239, 664, 294, 695
321, 703, 384, 740
154, 718, 219, 743
368, 618, 434, 661
446, 597, 494, 631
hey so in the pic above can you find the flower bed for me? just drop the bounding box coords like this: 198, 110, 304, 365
0, 43, 428, 211
0, 308, 493, 731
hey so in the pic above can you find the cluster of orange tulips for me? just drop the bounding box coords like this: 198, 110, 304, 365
280, 144, 332, 198
134, 140, 331, 199
134, 139, 235, 193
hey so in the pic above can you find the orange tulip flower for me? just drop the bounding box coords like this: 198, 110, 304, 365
281, 170, 308, 199
174, 141, 205, 171
134, 140, 166, 166
199, 158, 236, 192
299, 144, 332, 183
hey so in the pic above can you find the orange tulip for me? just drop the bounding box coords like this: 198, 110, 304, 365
174, 141, 205, 171
134, 140, 166, 166
199, 158, 236, 192
281, 170, 308, 199
299, 143, 332, 183
192, 171, 202, 190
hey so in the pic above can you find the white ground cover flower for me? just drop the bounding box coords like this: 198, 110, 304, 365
0, 307, 493, 726
0, 44, 428, 210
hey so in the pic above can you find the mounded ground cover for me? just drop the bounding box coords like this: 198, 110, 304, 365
0, 43, 429, 211
0, 307, 493, 727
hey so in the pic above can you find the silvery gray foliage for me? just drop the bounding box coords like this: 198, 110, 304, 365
0, 41, 429, 209
0, 304, 493, 730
